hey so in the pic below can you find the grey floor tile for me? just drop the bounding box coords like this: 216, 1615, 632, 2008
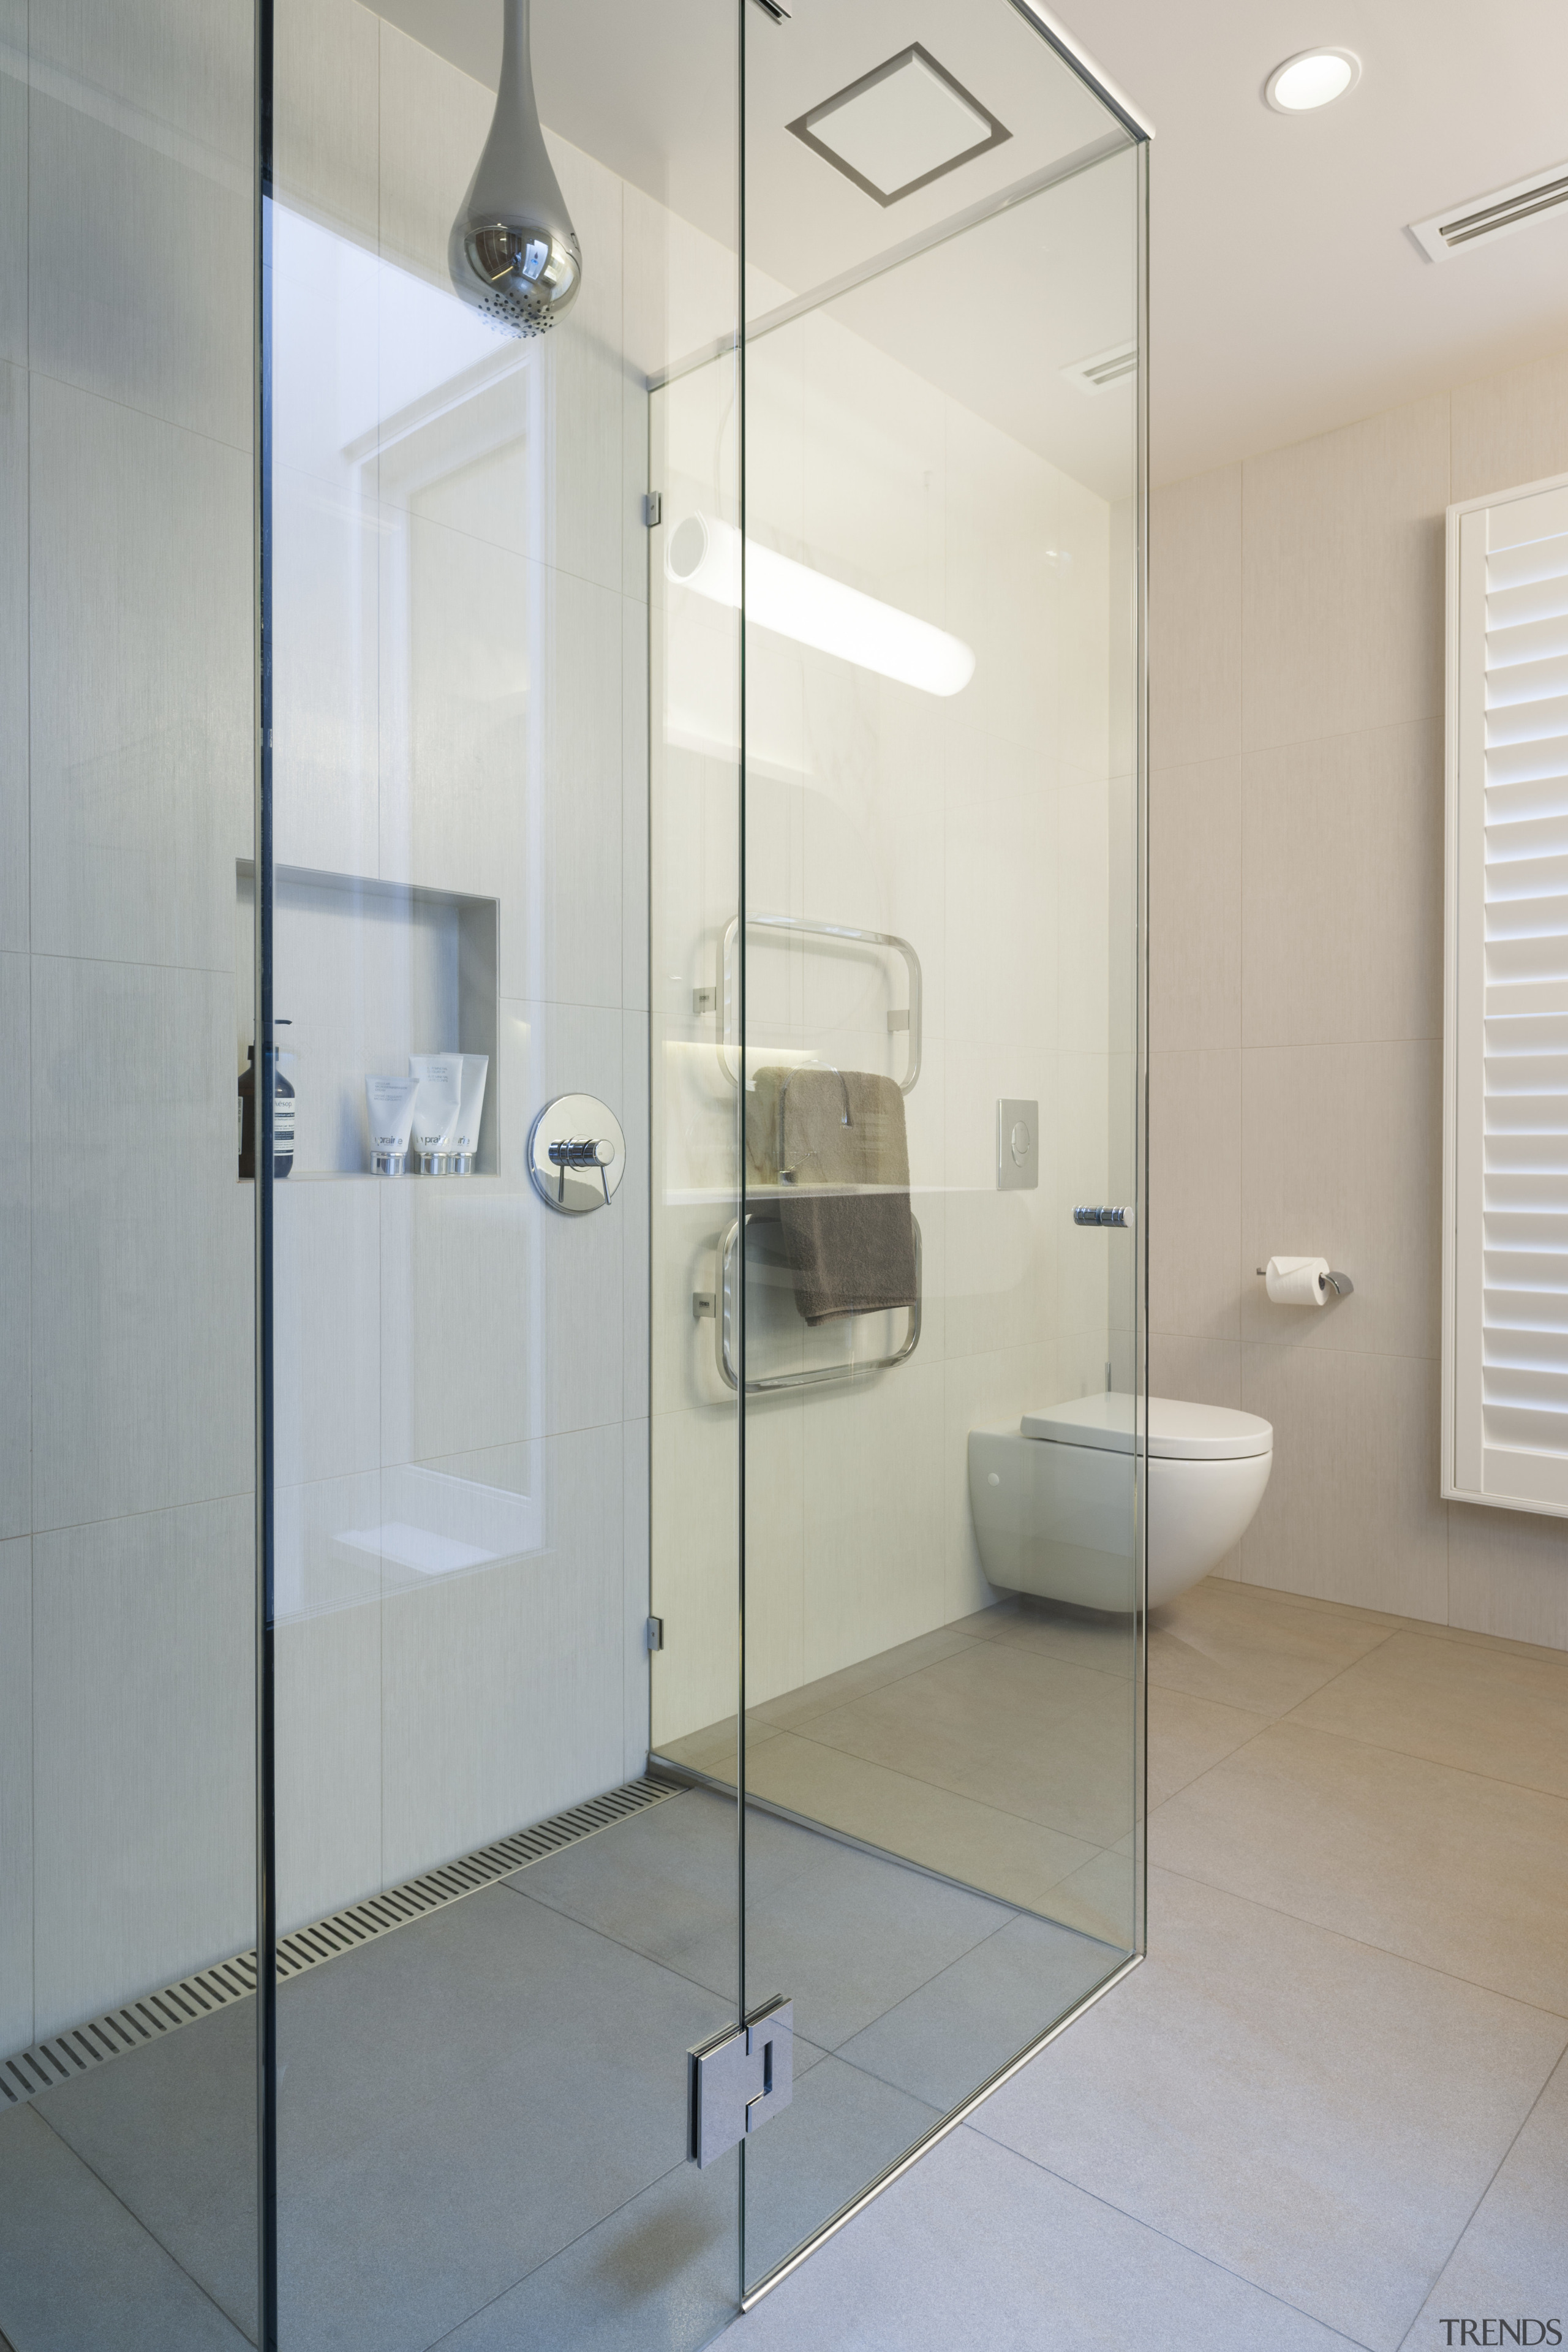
439, 2158, 741, 2352
1149, 1574, 1398, 1717
524, 1785, 1020, 2054
737, 1728, 1101, 1917
739, 1833, 1017, 2054
40, 1887, 739, 2352
717, 2123, 1359, 2351
834, 1913, 1122, 2114
969, 1868, 1568, 2352
1401, 2046, 1568, 2346
0, 2105, 251, 2352
1152, 1718, 1568, 2013
29, 1999, 258, 2332
742, 2054, 941, 2293
1288, 1628, 1568, 1796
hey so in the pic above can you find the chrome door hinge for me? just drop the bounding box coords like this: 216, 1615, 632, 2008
688, 1996, 793, 2166
643, 491, 662, 527
646, 1614, 664, 1653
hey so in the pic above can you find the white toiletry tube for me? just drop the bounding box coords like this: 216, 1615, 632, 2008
1265, 1254, 1330, 1308
409, 1052, 464, 1174
448, 1053, 489, 1175
365, 1075, 420, 1177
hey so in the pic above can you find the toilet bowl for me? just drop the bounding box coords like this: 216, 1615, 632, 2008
968, 1393, 1273, 1611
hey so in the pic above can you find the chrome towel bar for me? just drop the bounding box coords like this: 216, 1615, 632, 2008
712, 913, 922, 1093
708, 1208, 922, 1393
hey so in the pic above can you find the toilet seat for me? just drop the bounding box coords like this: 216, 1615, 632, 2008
1020, 1393, 1272, 1461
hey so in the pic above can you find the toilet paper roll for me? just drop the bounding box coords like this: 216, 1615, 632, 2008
1266, 1254, 1329, 1308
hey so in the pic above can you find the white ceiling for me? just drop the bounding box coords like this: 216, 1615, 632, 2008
1054, 0, 1568, 481
377, 0, 1568, 491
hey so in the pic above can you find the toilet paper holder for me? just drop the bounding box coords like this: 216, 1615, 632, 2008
1255, 1265, 1354, 1298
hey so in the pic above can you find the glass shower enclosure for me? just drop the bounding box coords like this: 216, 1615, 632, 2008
0, 3, 1147, 2346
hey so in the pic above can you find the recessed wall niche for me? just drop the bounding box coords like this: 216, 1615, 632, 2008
235, 862, 499, 1177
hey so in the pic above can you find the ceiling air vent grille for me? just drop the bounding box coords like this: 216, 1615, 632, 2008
1061, 341, 1138, 396
1411, 162, 1568, 262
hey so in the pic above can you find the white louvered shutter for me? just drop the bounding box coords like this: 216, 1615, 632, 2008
1447, 474, 1568, 1512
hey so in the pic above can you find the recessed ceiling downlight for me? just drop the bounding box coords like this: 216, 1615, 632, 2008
1265, 48, 1360, 113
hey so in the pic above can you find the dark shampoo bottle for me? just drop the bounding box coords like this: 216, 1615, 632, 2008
238, 1023, 294, 1179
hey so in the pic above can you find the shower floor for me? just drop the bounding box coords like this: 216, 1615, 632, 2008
0, 1709, 1121, 2352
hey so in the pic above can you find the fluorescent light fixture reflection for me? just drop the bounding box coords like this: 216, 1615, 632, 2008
1264, 48, 1359, 112
666, 513, 974, 698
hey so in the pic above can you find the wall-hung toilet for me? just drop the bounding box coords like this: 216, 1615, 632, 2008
968, 1394, 1273, 1611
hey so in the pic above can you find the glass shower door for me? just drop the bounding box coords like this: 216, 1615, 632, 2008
655, 0, 1146, 2301
265, 3, 744, 2346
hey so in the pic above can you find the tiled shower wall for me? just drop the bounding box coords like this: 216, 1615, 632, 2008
650, 293, 1130, 1747
0, 0, 669, 2050
1150, 342, 1568, 1651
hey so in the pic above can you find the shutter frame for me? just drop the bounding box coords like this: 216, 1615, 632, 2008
1444, 469, 1568, 1517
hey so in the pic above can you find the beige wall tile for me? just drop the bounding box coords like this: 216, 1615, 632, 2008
30, 957, 253, 1531
1240, 1038, 1442, 1359
1451, 344, 1568, 507
1241, 394, 1449, 750
28, 86, 251, 450
0, 40, 23, 371
275, 1599, 382, 1934
0, 362, 24, 955
0, 1534, 30, 2054
1150, 759, 1240, 1054
1240, 1344, 1448, 1621
1150, 465, 1242, 769
1148, 1333, 1242, 1408
801, 1359, 946, 1684
273, 0, 378, 239
1150, 1048, 1240, 1341
1448, 1502, 1568, 1654
0, 952, 27, 1540
29, 380, 251, 972
380, 1423, 625, 1883
1241, 720, 1443, 1049
31, 1499, 254, 2038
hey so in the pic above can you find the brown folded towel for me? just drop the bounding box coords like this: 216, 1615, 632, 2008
747, 1066, 918, 1325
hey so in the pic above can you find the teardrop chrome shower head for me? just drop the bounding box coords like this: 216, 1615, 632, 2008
448, 0, 581, 337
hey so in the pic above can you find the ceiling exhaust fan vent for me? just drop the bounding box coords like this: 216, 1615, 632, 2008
1409, 162, 1568, 261
1060, 342, 1138, 396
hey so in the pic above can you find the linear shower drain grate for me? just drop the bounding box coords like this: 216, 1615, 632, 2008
0, 1774, 678, 2113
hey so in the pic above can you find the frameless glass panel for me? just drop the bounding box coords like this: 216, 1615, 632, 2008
0, 2, 262, 2345
266, 3, 742, 2346
715, 0, 1142, 2293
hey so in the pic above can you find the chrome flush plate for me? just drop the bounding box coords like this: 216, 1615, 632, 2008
997, 1098, 1038, 1191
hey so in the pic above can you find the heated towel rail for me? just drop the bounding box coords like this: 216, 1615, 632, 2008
698, 910, 925, 1393
713, 1209, 923, 1395
713, 913, 922, 1093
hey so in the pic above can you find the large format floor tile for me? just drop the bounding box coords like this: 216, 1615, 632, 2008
32, 1885, 737, 2352
969, 1869, 1567, 2352
736, 1729, 1102, 1915
835, 1913, 1124, 2115
1289, 1627, 1568, 1795
1152, 1719, 1568, 2013
0, 2106, 251, 2352
1401, 2048, 1568, 2345
715, 2122, 1359, 2352
1148, 1574, 1398, 1717
521, 1787, 1020, 2051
